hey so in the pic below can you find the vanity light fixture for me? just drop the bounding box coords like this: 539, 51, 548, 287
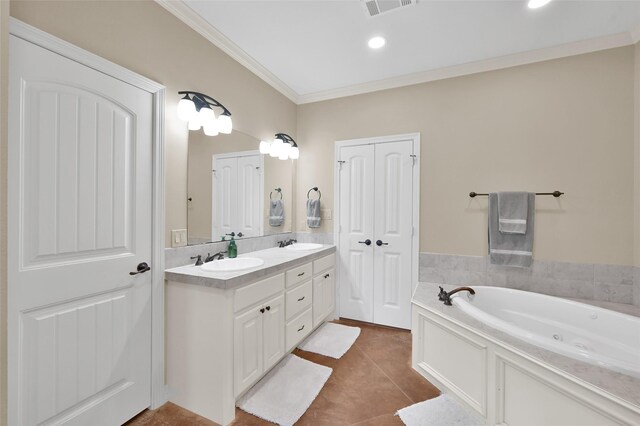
259, 133, 299, 160
177, 91, 233, 135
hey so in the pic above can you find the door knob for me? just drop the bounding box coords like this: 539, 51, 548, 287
130, 262, 150, 275
358, 239, 372, 246
376, 240, 389, 247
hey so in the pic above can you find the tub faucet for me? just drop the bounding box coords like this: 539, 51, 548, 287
439, 286, 475, 306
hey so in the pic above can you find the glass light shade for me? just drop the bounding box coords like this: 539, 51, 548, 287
218, 114, 233, 134
259, 140, 271, 154
279, 143, 291, 160
199, 106, 216, 129
177, 97, 196, 121
269, 139, 283, 157
203, 119, 219, 136
188, 115, 201, 131
289, 146, 299, 160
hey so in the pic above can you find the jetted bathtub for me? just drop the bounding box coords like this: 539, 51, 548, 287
450, 286, 640, 378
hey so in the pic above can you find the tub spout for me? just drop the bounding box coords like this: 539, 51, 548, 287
441, 286, 476, 306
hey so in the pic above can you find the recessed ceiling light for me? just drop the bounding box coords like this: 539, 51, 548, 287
368, 36, 386, 49
528, 0, 552, 9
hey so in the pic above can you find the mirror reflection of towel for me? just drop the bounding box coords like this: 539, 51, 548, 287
307, 199, 321, 228
269, 200, 284, 227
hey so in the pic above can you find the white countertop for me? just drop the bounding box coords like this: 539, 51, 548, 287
165, 244, 336, 290
412, 282, 640, 409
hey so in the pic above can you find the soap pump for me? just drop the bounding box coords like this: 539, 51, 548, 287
228, 236, 237, 258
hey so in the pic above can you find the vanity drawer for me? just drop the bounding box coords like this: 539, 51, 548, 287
313, 253, 335, 274
285, 280, 312, 320
286, 262, 312, 288
234, 273, 285, 313
286, 308, 313, 351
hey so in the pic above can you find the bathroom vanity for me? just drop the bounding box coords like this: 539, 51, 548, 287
164, 245, 336, 425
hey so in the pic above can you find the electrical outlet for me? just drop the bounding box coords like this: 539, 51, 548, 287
171, 229, 187, 248
321, 209, 332, 220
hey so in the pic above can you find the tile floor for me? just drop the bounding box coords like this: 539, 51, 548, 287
125, 319, 440, 425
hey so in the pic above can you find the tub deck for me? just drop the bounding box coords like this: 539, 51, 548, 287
412, 282, 640, 409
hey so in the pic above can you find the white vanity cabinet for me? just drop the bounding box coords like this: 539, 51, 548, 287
233, 292, 285, 397
312, 254, 336, 327
165, 246, 336, 426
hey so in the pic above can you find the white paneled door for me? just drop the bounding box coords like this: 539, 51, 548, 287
338, 139, 415, 329
8, 36, 154, 425
212, 152, 262, 240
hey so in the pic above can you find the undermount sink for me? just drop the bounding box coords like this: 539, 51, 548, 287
201, 257, 265, 272
285, 243, 323, 251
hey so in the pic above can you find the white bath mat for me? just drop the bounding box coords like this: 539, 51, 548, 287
236, 354, 332, 426
298, 322, 361, 359
397, 394, 484, 426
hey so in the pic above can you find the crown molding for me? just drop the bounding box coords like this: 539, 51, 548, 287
297, 31, 636, 104
154, 0, 639, 106
154, 0, 299, 104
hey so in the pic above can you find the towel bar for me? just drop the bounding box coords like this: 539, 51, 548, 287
469, 191, 563, 198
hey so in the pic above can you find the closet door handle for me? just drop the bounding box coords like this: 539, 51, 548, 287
376, 240, 388, 247
358, 239, 372, 246
130, 262, 150, 275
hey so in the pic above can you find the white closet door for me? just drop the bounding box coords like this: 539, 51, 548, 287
373, 141, 414, 329
8, 36, 153, 425
237, 155, 262, 238
213, 157, 237, 240
338, 145, 375, 323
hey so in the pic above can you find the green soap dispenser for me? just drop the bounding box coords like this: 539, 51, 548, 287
228, 237, 237, 258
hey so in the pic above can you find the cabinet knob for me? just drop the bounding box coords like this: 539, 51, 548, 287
297, 272, 305, 277
260, 308, 265, 314
324, 273, 330, 279
265, 306, 271, 311
298, 325, 305, 332
297, 296, 305, 301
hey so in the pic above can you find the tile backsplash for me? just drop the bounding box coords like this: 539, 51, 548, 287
420, 252, 639, 306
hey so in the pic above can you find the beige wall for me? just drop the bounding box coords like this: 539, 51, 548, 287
635, 42, 640, 268
297, 47, 635, 265
9, 0, 298, 248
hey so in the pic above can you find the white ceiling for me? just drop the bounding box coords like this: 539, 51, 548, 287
181, 0, 640, 101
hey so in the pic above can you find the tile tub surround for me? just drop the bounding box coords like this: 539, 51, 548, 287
412, 282, 640, 410
165, 245, 336, 289
419, 252, 638, 305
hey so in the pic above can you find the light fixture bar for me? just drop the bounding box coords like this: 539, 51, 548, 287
178, 90, 231, 116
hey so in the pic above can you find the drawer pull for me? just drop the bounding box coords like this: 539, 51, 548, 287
324, 273, 330, 279
298, 325, 305, 332
297, 296, 305, 301
266, 306, 271, 311
259, 308, 265, 314
297, 272, 305, 277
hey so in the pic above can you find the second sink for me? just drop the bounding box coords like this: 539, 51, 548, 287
201, 257, 265, 272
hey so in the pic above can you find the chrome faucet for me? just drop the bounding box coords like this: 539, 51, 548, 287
438, 286, 476, 306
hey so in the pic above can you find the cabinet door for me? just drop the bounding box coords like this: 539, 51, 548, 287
262, 295, 285, 372
312, 276, 325, 327
234, 307, 263, 397
323, 269, 336, 318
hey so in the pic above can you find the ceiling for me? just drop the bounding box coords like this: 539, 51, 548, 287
178, 1, 640, 102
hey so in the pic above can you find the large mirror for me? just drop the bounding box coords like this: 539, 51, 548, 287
187, 130, 293, 245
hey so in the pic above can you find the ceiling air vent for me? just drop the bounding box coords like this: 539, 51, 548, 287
363, 0, 416, 18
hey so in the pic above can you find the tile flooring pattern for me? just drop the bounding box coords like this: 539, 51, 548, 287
125, 319, 440, 425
